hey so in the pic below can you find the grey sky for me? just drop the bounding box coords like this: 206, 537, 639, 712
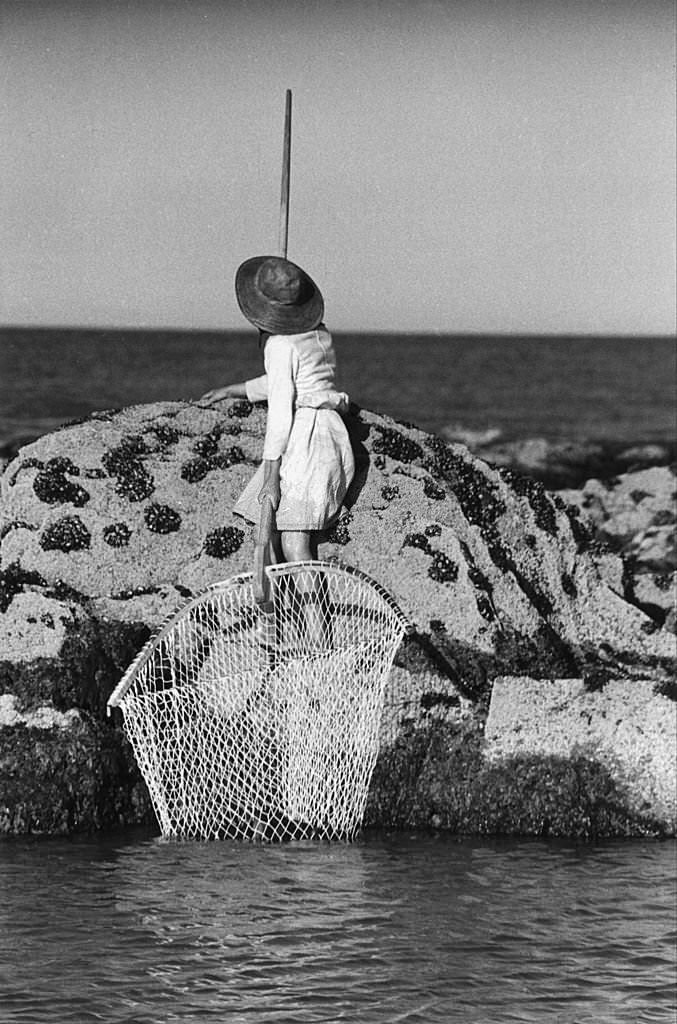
1, 0, 675, 333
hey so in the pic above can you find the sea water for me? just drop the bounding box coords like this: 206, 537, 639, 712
0, 831, 675, 1023
1, 329, 675, 446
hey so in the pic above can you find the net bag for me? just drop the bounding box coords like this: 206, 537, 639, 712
108, 561, 410, 841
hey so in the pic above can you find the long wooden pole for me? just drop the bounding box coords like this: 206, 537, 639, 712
254, 92, 291, 608
278, 89, 292, 259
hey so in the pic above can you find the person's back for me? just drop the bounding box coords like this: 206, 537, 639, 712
264, 327, 348, 413
288, 326, 337, 396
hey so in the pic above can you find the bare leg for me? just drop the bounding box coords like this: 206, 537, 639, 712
281, 531, 327, 649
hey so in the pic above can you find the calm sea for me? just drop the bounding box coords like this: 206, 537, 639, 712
1, 328, 675, 448
1, 831, 675, 1023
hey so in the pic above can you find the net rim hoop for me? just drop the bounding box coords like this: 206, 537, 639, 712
107, 560, 411, 713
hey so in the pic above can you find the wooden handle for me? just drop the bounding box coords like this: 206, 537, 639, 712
253, 495, 277, 607
279, 89, 292, 259
258, 493, 276, 544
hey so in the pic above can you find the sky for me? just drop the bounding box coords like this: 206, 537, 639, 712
1, 0, 675, 334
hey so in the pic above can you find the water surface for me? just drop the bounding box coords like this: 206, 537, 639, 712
1, 831, 674, 1023
2, 330, 675, 443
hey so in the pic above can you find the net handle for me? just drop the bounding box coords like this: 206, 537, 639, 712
253, 496, 277, 609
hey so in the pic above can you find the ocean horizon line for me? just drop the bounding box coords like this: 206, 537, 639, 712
1, 323, 674, 342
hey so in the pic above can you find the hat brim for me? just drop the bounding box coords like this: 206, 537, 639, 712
235, 256, 324, 334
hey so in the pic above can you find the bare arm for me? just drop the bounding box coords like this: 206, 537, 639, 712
257, 458, 281, 510
199, 382, 248, 404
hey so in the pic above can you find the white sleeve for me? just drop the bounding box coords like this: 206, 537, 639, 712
244, 374, 268, 402
262, 337, 296, 460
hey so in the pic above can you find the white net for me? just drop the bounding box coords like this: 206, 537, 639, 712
108, 561, 410, 841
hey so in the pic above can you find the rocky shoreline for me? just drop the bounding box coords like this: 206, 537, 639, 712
1, 401, 675, 837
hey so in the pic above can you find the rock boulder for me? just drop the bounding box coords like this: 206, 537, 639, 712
1, 398, 674, 833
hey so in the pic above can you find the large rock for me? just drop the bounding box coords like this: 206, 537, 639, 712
485, 677, 676, 830
458, 434, 676, 490
561, 465, 677, 630
1, 399, 674, 834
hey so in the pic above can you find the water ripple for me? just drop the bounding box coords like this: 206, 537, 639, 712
0, 834, 675, 1023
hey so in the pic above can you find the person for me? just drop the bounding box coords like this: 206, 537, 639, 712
201, 255, 355, 643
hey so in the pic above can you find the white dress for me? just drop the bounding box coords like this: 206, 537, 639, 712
233, 326, 355, 531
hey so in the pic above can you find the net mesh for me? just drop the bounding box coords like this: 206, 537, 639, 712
108, 561, 409, 841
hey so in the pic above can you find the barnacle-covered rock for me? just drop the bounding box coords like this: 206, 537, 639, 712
33, 457, 90, 508
144, 503, 181, 534
181, 446, 247, 484
0, 398, 674, 835
193, 430, 220, 458
40, 515, 91, 552
483, 677, 677, 832
372, 424, 423, 464
203, 525, 245, 559
149, 423, 180, 447
0, 693, 151, 834
561, 465, 677, 630
428, 551, 459, 584
102, 522, 132, 548
181, 456, 211, 483
228, 399, 253, 418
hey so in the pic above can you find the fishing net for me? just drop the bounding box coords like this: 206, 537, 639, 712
108, 561, 409, 842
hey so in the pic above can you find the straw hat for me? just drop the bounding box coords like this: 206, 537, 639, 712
235, 256, 324, 334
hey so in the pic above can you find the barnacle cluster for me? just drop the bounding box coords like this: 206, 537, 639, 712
460, 541, 497, 620
428, 551, 459, 584
111, 585, 160, 599
423, 452, 564, 615
103, 522, 132, 548
501, 468, 558, 536
8, 457, 44, 488
403, 532, 460, 585
371, 425, 423, 464
419, 691, 460, 711
180, 457, 212, 483
403, 532, 432, 553
193, 429, 220, 458
563, 505, 594, 553
203, 525, 245, 559
228, 400, 253, 418
380, 484, 400, 502
44, 578, 88, 604
326, 510, 352, 545
0, 561, 47, 612
0, 519, 35, 542
181, 445, 247, 483
102, 435, 154, 502
150, 423, 180, 447
33, 456, 90, 508
144, 503, 181, 534
475, 592, 495, 621
561, 572, 578, 598
211, 447, 246, 470
40, 515, 91, 552
423, 477, 446, 500
424, 438, 506, 531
